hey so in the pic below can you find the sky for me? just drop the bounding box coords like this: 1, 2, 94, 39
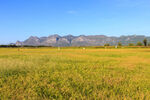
0, 0, 150, 44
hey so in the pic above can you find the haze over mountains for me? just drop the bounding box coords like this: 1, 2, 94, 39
16, 34, 150, 47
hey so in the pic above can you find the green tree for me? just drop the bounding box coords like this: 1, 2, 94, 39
136, 42, 143, 46
143, 38, 147, 46
118, 42, 122, 46
104, 43, 110, 46
128, 43, 134, 46
148, 43, 150, 46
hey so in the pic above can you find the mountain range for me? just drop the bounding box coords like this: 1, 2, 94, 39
16, 34, 150, 47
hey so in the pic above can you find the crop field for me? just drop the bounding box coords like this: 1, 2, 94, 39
0, 48, 150, 99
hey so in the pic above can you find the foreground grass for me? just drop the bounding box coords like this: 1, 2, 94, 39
0, 48, 150, 99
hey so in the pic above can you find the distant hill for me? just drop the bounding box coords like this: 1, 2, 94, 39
16, 34, 150, 47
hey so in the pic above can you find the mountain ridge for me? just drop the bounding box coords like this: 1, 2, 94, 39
16, 34, 150, 47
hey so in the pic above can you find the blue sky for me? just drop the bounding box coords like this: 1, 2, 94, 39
0, 0, 150, 44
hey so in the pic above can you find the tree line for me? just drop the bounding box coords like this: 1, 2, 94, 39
104, 38, 150, 46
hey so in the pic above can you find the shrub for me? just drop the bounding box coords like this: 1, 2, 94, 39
128, 43, 134, 46
136, 42, 143, 46
118, 42, 122, 46
104, 43, 110, 46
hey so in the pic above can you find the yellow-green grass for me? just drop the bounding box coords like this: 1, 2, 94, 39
0, 48, 150, 99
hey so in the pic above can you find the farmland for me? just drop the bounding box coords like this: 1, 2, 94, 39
0, 48, 150, 99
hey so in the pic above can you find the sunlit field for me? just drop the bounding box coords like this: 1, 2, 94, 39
1, 48, 150, 99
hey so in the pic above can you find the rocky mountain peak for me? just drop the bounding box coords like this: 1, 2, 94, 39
15, 35, 150, 47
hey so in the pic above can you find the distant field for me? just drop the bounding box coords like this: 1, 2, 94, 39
1, 48, 150, 99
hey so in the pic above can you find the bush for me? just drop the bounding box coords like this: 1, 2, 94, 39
118, 42, 122, 46
136, 42, 143, 46
104, 43, 110, 46
128, 43, 134, 46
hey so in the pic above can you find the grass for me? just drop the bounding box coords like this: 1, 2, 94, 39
0, 48, 150, 99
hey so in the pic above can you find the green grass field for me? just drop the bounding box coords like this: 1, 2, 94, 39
0, 48, 150, 99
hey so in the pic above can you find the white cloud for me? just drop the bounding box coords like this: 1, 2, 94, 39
67, 10, 77, 14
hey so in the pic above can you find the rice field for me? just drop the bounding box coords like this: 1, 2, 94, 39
0, 48, 150, 99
